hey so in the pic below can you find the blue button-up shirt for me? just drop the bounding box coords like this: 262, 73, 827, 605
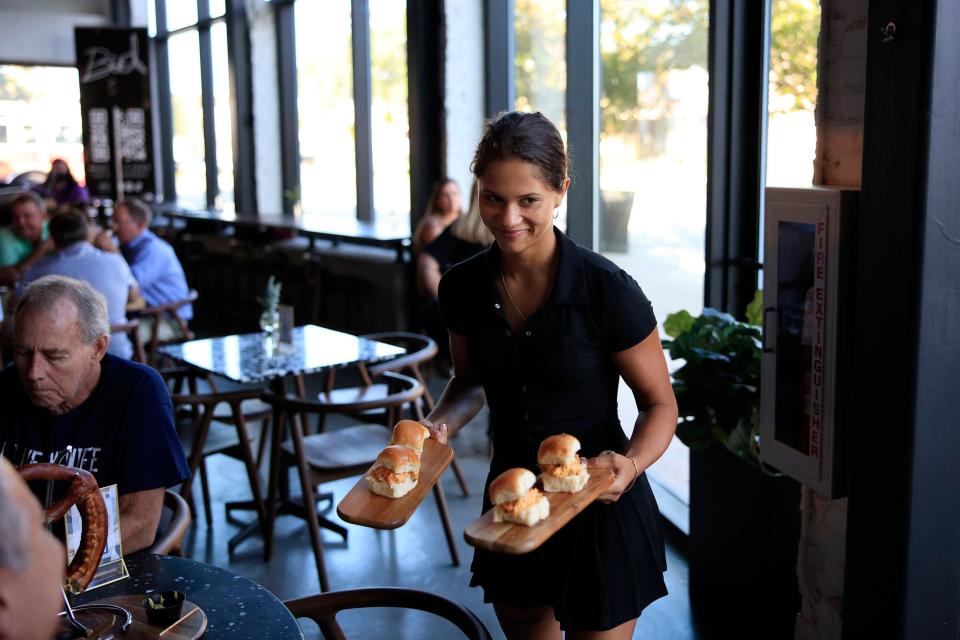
20, 242, 137, 359
121, 230, 192, 320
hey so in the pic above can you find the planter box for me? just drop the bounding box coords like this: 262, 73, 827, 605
689, 446, 801, 639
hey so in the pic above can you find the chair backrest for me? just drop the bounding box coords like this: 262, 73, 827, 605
147, 489, 191, 556
364, 332, 438, 378
109, 319, 146, 363
284, 588, 493, 640
138, 289, 199, 363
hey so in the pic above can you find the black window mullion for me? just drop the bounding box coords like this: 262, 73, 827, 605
198, 21, 218, 209
483, 0, 514, 117
226, 0, 256, 216
276, 1, 299, 215
351, 0, 374, 221
155, 0, 176, 202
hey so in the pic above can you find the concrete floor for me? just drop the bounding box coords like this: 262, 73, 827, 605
178, 378, 700, 639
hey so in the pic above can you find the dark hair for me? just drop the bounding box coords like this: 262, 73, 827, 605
45, 158, 78, 189
117, 198, 152, 226
471, 111, 568, 192
11, 191, 45, 211
48, 210, 88, 248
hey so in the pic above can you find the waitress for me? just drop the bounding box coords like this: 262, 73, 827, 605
423, 111, 678, 639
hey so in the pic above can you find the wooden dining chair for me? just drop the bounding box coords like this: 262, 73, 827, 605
147, 489, 191, 556
284, 588, 493, 640
109, 319, 147, 363
262, 371, 460, 593
315, 331, 471, 497
135, 289, 199, 365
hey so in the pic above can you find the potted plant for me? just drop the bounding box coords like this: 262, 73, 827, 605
664, 294, 801, 637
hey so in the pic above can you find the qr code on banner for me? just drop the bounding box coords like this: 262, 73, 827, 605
89, 108, 110, 163
113, 107, 147, 161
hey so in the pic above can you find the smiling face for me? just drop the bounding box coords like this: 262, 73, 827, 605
10, 199, 46, 243
477, 158, 569, 259
13, 298, 107, 415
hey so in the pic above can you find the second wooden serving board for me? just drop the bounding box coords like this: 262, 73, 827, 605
463, 467, 615, 555
337, 437, 454, 530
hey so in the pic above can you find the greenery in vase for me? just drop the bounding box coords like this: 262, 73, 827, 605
257, 276, 282, 333
661, 291, 763, 464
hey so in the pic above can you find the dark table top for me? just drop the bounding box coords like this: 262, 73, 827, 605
75, 553, 303, 639
158, 324, 405, 384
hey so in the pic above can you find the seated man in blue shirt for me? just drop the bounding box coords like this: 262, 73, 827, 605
0, 275, 189, 553
95, 198, 193, 325
19, 211, 140, 359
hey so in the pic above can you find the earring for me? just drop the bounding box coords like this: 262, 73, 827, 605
553, 209, 560, 220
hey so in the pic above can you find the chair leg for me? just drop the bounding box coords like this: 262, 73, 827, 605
179, 405, 214, 521
256, 415, 270, 469
290, 417, 331, 592
432, 481, 460, 566
449, 456, 470, 497
198, 458, 214, 527
231, 402, 269, 538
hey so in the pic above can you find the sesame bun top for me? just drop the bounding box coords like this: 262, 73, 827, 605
537, 434, 581, 465
489, 467, 537, 504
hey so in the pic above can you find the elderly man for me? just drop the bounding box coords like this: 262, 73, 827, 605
20, 211, 141, 359
95, 198, 192, 321
0, 275, 189, 553
0, 192, 52, 286
0, 457, 64, 640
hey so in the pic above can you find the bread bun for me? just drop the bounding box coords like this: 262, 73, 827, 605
367, 473, 417, 498
489, 468, 537, 505
375, 445, 420, 473
537, 434, 581, 465
389, 420, 430, 453
492, 494, 550, 526
542, 466, 589, 493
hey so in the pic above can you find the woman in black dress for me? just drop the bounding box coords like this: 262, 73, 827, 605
423, 111, 677, 639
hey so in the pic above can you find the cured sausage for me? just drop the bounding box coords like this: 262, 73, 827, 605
17, 463, 108, 594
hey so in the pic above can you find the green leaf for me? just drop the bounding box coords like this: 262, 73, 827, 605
745, 289, 763, 326
663, 309, 695, 338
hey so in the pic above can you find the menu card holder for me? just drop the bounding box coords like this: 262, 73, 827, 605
65, 483, 129, 591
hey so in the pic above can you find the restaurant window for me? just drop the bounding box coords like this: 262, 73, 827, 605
514, 0, 567, 227
152, 0, 237, 209
293, 0, 356, 219
0, 64, 85, 185
598, 0, 710, 524
764, 0, 820, 188
370, 0, 410, 221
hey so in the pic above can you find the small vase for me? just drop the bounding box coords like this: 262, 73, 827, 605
259, 309, 280, 336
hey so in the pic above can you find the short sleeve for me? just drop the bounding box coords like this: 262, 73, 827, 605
118, 367, 189, 494
437, 264, 470, 336
600, 270, 658, 352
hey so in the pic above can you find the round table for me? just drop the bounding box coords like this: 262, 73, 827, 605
75, 553, 303, 639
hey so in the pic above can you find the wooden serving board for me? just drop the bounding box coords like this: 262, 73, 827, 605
337, 438, 454, 530
463, 467, 615, 555
58, 595, 207, 639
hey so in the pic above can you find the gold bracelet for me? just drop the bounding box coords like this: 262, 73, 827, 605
624, 456, 641, 493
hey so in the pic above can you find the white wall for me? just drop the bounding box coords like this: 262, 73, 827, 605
247, 0, 282, 215
0, 1, 111, 65
443, 1, 485, 200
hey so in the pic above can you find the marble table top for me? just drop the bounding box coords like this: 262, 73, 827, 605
158, 325, 405, 384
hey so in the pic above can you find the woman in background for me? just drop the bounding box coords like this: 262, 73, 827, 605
411, 178, 462, 254
35, 159, 88, 211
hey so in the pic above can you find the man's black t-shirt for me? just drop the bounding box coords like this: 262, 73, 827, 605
0, 354, 189, 499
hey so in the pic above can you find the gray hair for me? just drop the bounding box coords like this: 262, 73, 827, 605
0, 462, 29, 573
11, 191, 45, 212
14, 275, 109, 343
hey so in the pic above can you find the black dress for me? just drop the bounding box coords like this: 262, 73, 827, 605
438, 228, 668, 631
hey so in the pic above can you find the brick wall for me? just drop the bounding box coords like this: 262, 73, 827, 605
796, 2, 867, 638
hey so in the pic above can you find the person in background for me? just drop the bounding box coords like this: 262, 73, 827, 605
411, 178, 463, 254
94, 199, 193, 337
0, 457, 65, 640
0, 192, 52, 287
418, 181, 494, 363
35, 158, 89, 211
19, 211, 141, 359
0, 275, 189, 554
421, 111, 677, 639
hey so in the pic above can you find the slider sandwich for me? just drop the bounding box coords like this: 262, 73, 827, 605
367, 445, 420, 498
490, 468, 549, 526
538, 434, 589, 493
389, 419, 431, 454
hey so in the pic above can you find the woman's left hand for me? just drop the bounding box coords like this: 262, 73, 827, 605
586, 451, 639, 504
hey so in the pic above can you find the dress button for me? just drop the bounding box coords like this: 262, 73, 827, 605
525, 330, 532, 337
505, 330, 512, 337
494, 303, 501, 309
522, 385, 527, 392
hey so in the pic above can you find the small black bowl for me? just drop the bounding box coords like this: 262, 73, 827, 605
141, 590, 186, 626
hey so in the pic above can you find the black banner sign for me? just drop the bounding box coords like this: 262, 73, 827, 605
75, 27, 155, 202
